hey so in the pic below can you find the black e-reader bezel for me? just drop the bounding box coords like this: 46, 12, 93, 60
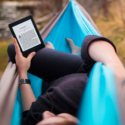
8, 15, 45, 57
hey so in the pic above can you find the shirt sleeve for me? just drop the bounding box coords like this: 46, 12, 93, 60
21, 93, 54, 125
81, 35, 116, 73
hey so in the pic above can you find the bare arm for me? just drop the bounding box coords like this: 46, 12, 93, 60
13, 38, 36, 111
19, 74, 36, 111
13, 40, 55, 111
88, 40, 125, 82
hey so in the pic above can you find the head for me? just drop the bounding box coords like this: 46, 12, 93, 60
37, 111, 79, 125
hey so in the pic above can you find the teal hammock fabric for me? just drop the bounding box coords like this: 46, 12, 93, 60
11, 0, 121, 125
77, 62, 122, 125
44, 0, 99, 53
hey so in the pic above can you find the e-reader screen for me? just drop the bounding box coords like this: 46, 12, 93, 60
12, 19, 41, 52
9, 15, 45, 57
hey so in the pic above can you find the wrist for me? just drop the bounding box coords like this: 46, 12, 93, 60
19, 79, 31, 87
19, 72, 28, 79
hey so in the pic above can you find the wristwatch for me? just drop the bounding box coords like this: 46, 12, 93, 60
19, 79, 31, 85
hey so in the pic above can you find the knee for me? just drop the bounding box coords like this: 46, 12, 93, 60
7, 43, 16, 63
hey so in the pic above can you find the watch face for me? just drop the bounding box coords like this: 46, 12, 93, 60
19, 79, 31, 85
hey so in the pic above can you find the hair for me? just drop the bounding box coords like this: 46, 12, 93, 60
42, 121, 76, 125
56, 121, 76, 125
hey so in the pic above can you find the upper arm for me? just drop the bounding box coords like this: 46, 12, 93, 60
81, 35, 116, 73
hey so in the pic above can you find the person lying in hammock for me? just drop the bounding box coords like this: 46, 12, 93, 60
8, 35, 125, 125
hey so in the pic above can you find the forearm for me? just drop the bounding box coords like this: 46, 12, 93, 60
19, 72, 36, 111
88, 41, 123, 67
11, 38, 36, 111
88, 40, 125, 82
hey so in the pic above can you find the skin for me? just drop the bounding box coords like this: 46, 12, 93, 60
37, 111, 79, 125
13, 38, 125, 124
88, 41, 125, 84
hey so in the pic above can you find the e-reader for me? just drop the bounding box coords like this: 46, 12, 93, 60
9, 15, 45, 57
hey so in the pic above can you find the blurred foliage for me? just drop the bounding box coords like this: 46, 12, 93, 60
95, 16, 125, 66
94, 0, 125, 66
0, 0, 27, 1
0, 0, 125, 77
0, 41, 12, 72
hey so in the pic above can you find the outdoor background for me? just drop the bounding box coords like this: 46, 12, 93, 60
0, 0, 125, 79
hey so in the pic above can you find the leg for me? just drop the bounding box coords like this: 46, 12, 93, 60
8, 43, 83, 82
44, 42, 55, 49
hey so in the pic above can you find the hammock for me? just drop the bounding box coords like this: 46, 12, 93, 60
0, 0, 123, 125
78, 62, 122, 125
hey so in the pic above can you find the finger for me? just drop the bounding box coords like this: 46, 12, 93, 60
13, 38, 20, 54
13, 38, 18, 53
13, 38, 22, 56
27, 52, 36, 61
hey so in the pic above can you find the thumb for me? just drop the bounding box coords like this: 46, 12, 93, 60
27, 52, 36, 61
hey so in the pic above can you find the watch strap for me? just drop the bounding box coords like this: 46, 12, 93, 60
19, 79, 31, 85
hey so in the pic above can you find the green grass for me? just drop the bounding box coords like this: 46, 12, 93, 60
0, 40, 12, 72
